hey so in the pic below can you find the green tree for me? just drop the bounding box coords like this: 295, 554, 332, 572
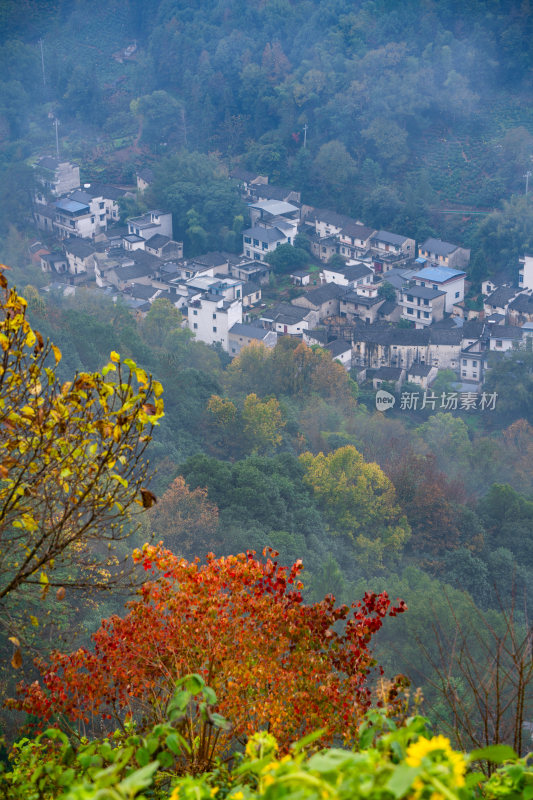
299, 446, 410, 567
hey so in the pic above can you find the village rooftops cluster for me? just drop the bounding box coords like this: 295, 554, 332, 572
30, 158, 532, 390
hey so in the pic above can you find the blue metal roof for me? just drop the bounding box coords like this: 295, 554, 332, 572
413, 266, 465, 283
55, 199, 89, 214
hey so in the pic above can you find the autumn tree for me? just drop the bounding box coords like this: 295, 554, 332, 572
146, 476, 219, 558
206, 392, 285, 456
299, 446, 410, 567
11, 546, 407, 766
0, 270, 164, 615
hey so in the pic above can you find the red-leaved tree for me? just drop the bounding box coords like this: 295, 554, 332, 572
11, 547, 406, 765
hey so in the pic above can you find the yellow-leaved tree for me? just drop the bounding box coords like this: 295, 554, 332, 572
299, 445, 410, 567
0, 269, 164, 621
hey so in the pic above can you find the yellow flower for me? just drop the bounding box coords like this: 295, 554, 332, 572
230, 793, 244, 800
210, 789, 219, 797
406, 736, 466, 787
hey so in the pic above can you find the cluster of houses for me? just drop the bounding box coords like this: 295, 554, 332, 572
30, 157, 533, 391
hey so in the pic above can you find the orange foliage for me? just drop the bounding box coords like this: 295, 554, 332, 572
12, 548, 406, 755
147, 476, 219, 558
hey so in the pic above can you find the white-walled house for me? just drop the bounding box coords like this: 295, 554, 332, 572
322, 262, 374, 287
128, 210, 173, 240
34, 157, 80, 199
412, 266, 466, 312
519, 255, 533, 291
188, 295, 242, 352
53, 198, 99, 239
242, 226, 289, 261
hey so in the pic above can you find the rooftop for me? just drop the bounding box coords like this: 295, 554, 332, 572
413, 266, 466, 283
421, 238, 461, 256
249, 199, 299, 216
373, 230, 409, 246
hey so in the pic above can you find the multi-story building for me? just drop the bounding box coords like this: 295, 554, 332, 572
400, 285, 446, 327
188, 295, 243, 351
411, 265, 466, 312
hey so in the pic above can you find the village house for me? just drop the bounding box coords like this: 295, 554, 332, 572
303, 208, 353, 239
488, 325, 524, 352
418, 238, 470, 269
483, 286, 522, 317
323, 339, 352, 370
290, 270, 311, 286
507, 291, 533, 325
340, 286, 384, 324
406, 363, 438, 389
243, 225, 289, 261
411, 265, 466, 312
260, 302, 313, 335
291, 283, 348, 326
373, 366, 405, 392
427, 327, 463, 370
40, 252, 68, 275
68, 189, 109, 234
34, 156, 80, 199
460, 339, 484, 384
128, 210, 173, 240
351, 326, 431, 370
228, 323, 277, 355
250, 183, 301, 205
322, 262, 374, 287
371, 230, 415, 257
144, 234, 184, 260
136, 168, 154, 194
187, 294, 242, 351
228, 255, 272, 285
63, 237, 96, 281
518, 254, 533, 291
242, 282, 262, 307
53, 197, 102, 240
400, 285, 446, 327
309, 234, 339, 263
338, 222, 376, 259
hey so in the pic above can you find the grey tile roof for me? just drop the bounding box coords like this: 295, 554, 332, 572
421, 238, 459, 256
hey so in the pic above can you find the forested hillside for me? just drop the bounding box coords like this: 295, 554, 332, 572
0, 1, 532, 796
2, 0, 533, 278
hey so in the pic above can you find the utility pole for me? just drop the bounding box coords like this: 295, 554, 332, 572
303, 123, 308, 148
524, 170, 531, 196
39, 39, 46, 87
54, 118, 60, 159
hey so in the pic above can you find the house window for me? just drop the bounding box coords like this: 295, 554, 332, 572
472, 360, 478, 367
432, 284, 438, 290
262, 242, 268, 250
407, 295, 413, 302
212, 313, 217, 319
213, 327, 217, 332
423, 312, 429, 318
244, 236, 251, 244
253, 238, 259, 247
246, 249, 250, 257
463, 359, 467, 366
473, 373, 477, 378
193, 323, 198, 329
99, 214, 105, 221
407, 308, 413, 315
99, 202, 105, 209
455, 291, 460, 298
496, 340, 502, 348
462, 371, 466, 377
193, 309, 197, 315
